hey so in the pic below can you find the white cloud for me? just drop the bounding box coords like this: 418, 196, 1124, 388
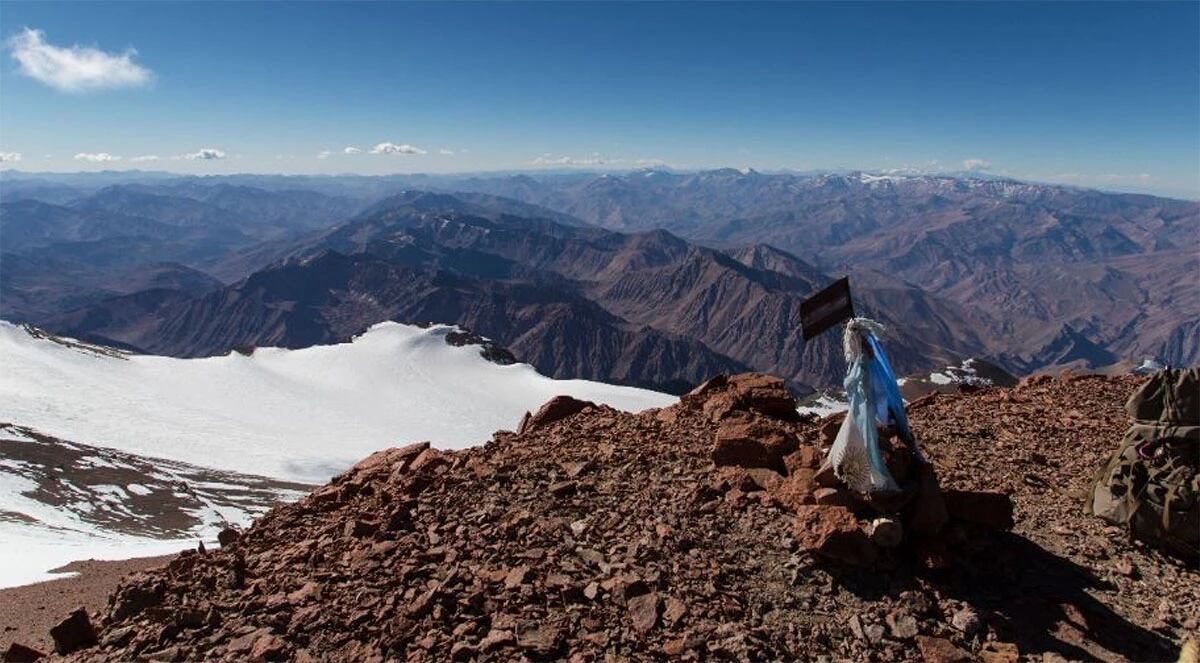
7, 28, 152, 93
343, 146, 362, 154
181, 148, 226, 161
635, 158, 666, 167
962, 158, 992, 171
369, 142, 427, 155
0, 152, 21, 162
74, 152, 121, 162
439, 148, 455, 156
316, 150, 332, 160
129, 154, 159, 162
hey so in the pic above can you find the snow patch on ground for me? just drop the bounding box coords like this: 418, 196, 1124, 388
0, 321, 676, 484
0, 520, 198, 588
929, 372, 953, 385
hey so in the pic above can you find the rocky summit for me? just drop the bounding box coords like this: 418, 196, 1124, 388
52, 373, 1196, 662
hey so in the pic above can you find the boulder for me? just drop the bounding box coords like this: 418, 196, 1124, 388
773, 468, 817, 508
628, 592, 661, 634
517, 623, 563, 657
694, 373, 799, 422
711, 419, 796, 473
109, 576, 165, 620
408, 448, 449, 473
49, 608, 97, 655
217, 527, 241, 547
518, 396, 596, 434
793, 505, 878, 567
727, 373, 799, 420
685, 374, 729, 400
2, 643, 46, 662
345, 441, 429, 478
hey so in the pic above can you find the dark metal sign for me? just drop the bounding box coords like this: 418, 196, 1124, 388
800, 277, 855, 340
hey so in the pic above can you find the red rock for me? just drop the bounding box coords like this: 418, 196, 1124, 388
701, 391, 741, 421
663, 597, 687, 623
249, 633, 287, 661
480, 628, 516, 651
228, 628, 273, 654
1018, 374, 1054, 389
217, 527, 241, 547
343, 518, 378, 538
663, 638, 689, 656
518, 395, 595, 434
517, 623, 562, 656
686, 374, 729, 399
711, 419, 794, 472
504, 565, 532, 589
886, 610, 919, 639
773, 468, 817, 508
2, 643, 46, 662
109, 577, 165, 620
744, 467, 784, 491
727, 373, 799, 420
408, 448, 449, 473
49, 608, 97, 655
914, 635, 971, 663
793, 505, 878, 567
447, 642, 474, 661
628, 593, 661, 634
979, 641, 1020, 663
943, 489, 1014, 530
818, 414, 846, 447
347, 441, 430, 477
560, 460, 594, 478
287, 581, 321, 604
406, 589, 438, 617
791, 444, 824, 470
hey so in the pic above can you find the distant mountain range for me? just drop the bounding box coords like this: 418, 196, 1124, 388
1, 169, 1195, 391
440, 169, 1200, 370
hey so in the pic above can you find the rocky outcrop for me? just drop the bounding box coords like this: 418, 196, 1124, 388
516, 396, 596, 435
61, 373, 1189, 662
49, 610, 96, 656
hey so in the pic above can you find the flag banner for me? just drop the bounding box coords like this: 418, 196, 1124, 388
800, 277, 855, 340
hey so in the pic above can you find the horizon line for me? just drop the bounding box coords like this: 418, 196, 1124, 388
2, 166, 1197, 202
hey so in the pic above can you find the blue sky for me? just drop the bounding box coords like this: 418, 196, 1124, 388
1, 2, 1197, 198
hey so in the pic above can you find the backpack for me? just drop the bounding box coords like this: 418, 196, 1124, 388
1088, 368, 1199, 560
